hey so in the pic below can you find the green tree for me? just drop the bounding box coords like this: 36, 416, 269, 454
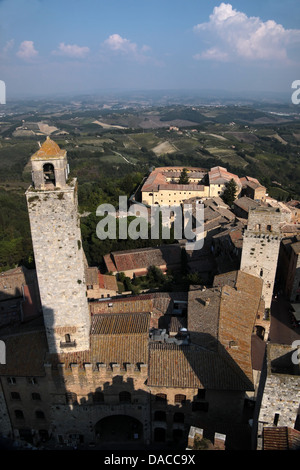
222, 178, 238, 206
179, 168, 189, 185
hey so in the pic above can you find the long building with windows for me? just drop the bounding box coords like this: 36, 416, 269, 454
141, 166, 242, 206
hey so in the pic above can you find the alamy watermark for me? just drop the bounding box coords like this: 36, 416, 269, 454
0, 340, 6, 364
96, 196, 204, 251
291, 80, 300, 105
0, 80, 6, 105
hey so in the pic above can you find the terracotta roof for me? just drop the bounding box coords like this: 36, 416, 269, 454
0, 266, 29, 300
188, 271, 264, 386
98, 273, 118, 291
106, 245, 182, 273
46, 313, 150, 369
89, 292, 187, 316
31, 136, 66, 160
90, 333, 148, 367
240, 176, 265, 190
0, 329, 48, 376
141, 167, 206, 192
148, 343, 252, 389
263, 427, 300, 450
90, 312, 149, 335
187, 287, 221, 350
158, 183, 205, 191
208, 166, 241, 187
85, 267, 99, 285
217, 272, 263, 384
233, 196, 260, 213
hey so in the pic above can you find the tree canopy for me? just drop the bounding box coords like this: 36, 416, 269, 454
179, 168, 189, 185
221, 178, 238, 206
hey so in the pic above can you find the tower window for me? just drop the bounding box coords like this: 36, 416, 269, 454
266, 224, 272, 232
273, 413, 280, 426
155, 393, 167, 402
65, 334, 71, 343
66, 392, 78, 405
43, 163, 55, 186
260, 269, 263, 277
175, 394, 186, 405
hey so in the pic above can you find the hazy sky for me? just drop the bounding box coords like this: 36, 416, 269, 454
0, 0, 300, 98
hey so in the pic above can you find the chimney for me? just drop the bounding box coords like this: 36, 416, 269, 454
214, 432, 226, 450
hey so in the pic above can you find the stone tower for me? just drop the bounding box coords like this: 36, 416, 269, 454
25, 137, 90, 354
240, 207, 282, 311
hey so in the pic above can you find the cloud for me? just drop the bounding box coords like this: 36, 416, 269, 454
52, 42, 90, 59
16, 40, 38, 61
193, 3, 300, 62
102, 34, 152, 62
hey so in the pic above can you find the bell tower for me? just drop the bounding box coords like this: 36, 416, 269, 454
26, 137, 90, 354
240, 207, 282, 311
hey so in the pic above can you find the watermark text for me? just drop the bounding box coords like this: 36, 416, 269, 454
0, 80, 6, 105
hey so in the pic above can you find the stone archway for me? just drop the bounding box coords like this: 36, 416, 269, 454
95, 415, 143, 443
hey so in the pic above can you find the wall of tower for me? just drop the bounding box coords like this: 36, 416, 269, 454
26, 180, 90, 354
240, 233, 280, 309
240, 208, 282, 310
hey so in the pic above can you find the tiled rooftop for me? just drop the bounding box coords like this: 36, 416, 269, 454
208, 166, 241, 187
90, 312, 150, 335
148, 343, 252, 390
141, 167, 206, 193
31, 136, 66, 160
262, 427, 300, 450
0, 328, 48, 376
106, 244, 182, 273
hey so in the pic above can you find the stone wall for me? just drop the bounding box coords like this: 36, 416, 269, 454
26, 182, 90, 353
254, 343, 300, 450
240, 208, 282, 309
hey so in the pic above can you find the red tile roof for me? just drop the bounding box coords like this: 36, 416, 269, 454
141, 167, 206, 192
263, 427, 300, 450
148, 343, 252, 389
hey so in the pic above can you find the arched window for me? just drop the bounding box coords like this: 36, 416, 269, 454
43, 163, 55, 185
119, 391, 131, 403
175, 394, 186, 405
155, 393, 167, 402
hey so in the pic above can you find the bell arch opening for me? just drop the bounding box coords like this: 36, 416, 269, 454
43, 163, 56, 186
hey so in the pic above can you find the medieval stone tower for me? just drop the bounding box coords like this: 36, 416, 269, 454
240, 207, 282, 311
25, 137, 90, 354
